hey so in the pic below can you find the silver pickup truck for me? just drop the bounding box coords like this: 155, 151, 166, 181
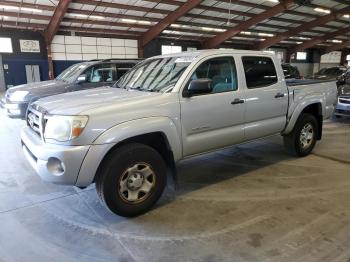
20, 50, 337, 217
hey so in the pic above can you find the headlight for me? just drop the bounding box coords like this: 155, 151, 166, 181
10, 91, 29, 102
44, 115, 89, 142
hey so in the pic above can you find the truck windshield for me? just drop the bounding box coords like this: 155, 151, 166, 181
115, 56, 192, 92
56, 63, 89, 82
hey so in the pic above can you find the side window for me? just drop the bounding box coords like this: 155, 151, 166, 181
242, 56, 277, 88
116, 68, 131, 80
188, 57, 238, 94
84, 64, 115, 83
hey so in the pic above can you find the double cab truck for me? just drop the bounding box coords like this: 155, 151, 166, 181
20, 50, 337, 217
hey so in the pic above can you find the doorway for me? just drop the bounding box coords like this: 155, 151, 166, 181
25, 65, 41, 83
0, 55, 6, 91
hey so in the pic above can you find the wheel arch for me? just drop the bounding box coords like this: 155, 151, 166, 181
283, 101, 323, 140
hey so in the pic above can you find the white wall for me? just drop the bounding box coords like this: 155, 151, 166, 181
51, 35, 138, 61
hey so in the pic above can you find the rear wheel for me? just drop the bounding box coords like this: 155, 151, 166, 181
96, 143, 167, 217
283, 113, 318, 157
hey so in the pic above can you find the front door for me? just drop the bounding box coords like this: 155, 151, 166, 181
180, 56, 246, 157
241, 56, 288, 140
73, 63, 116, 91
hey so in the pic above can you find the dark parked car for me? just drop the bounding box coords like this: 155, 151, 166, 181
310, 66, 346, 82
0, 59, 140, 119
282, 63, 302, 79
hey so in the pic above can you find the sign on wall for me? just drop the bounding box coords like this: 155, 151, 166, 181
20, 40, 40, 53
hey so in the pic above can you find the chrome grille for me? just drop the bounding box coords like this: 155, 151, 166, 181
339, 98, 350, 105
26, 105, 45, 139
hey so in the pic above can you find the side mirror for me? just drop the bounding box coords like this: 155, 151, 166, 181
76, 74, 87, 84
184, 79, 213, 97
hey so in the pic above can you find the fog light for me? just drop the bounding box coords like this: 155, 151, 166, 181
47, 157, 65, 175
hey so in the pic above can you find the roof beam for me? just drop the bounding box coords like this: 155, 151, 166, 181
139, 0, 202, 47
45, 0, 72, 44
202, 0, 295, 49
256, 6, 350, 50
325, 41, 350, 53
290, 26, 350, 54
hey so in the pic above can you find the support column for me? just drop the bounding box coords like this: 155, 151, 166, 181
47, 44, 54, 80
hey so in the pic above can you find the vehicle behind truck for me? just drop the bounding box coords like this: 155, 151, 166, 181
20, 50, 337, 217
1, 59, 140, 119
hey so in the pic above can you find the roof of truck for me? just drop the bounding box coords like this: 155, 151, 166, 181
149, 49, 274, 60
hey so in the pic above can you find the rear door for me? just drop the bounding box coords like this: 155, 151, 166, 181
180, 55, 246, 157
241, 56, 288, 140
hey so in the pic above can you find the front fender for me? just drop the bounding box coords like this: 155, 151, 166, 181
283, 98, 324, 135
75, 117, 182, 187
93, 117, 182, 160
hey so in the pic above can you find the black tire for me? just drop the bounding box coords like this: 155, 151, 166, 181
95, 143, 167, 217
283, 113, 318, 157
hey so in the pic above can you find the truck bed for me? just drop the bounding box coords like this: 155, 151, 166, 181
286, 79, 335, 86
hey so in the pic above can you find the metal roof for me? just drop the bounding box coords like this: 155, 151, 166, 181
0, 0, 350, 51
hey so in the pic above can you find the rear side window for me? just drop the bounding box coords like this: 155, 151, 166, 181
242, 56, 277, 88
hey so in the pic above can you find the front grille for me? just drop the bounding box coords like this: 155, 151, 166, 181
26, 105, 46, 139
336, 109, 350, 115
339, 98, 350, 104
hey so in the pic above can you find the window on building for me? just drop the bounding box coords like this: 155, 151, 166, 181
0, 38, 13, 53
161, 45, 182, 55
296, 52, 307, 60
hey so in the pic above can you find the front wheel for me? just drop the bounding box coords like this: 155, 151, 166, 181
283, 113, 318, 157
96, 143, 167, 217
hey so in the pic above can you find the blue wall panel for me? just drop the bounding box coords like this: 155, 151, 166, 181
3, 58, 49, 87
53, 60, 82, 77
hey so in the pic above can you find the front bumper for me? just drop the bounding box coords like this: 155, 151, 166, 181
0, 98, 28, 119
21, 126, 91, 185
334, 103, 350, 116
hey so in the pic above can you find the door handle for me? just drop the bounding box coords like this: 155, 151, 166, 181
275, 92, 285, 98
231, 98, 245, 105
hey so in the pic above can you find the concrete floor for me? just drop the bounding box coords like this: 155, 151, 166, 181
1, 109, 350, 262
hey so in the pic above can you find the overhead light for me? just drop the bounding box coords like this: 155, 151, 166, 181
71, 13, 88, 18
138, 20, 151, 25
267, 0, 279, 2
344, 14, 350, 18
296, 42, 302, 44
328, 39, 342, 43
89, 15, 105, 20
291, 36, 311, 40
163, 30, 179, 35
314, 7, 331, 14
0, 15, 8, 19
121, 18, 151, 25
170, 24, 181, 28
122, 18, 137, 23
0, 5, 42, 13
241, 31, 251, 35
201, 27, 226, 32
258, 32, 274, 37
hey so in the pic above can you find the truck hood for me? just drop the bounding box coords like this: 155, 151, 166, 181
35, 87, 161, 115
6, 80, 71, 101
